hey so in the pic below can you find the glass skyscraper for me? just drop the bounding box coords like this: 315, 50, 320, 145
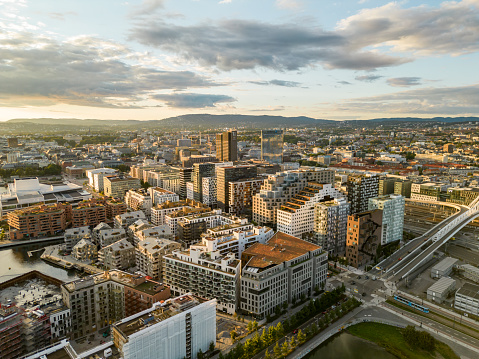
261, 129, 283, 164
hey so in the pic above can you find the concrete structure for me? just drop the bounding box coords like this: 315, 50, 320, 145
411, 182, 445, 202
394, 180, 412, 198
216, 130, 237, 162
186, 181, 194, 200
62, 271, 170, 339
460, 264, 479, 283
253, 169, 335, 227
104, 175, 141, 199
427, 277, 456, 304
193, 162, 216, 202
151, 199, 208, 226
347, 174, 379, 214
0, 177, 90, 216
125, 188, 153, 218
164, 249, 240, 314
313, 198, 350, 255
148, 187, 179, 205
114, 210, 146, 229
64, 226, 91, 251
276, 183, 342, 238
0, 304, 24, 359
202, 177, 217, 207
228, 177, 264, 216
165, 206, 213, 238
111, 295, 216, 359
98, 227, 127, 248
379, 178, 395, 195
368, 194, 405, 245
86, 168, 118, 192
99, 238, 136, 270
346, 210, 383, 268
455, 283, 479, 316
71, 237, 98, 262
431, 257, 458, 279
261, 129, 283, 164
217, 165, 258, 213
240, 232, 327, 319
136, 238, 182, 279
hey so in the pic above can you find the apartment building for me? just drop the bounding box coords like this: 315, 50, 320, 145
64, 226, 91, 251
0, 304, 23, 359
86, 168, 118, 192
253, 169, 335, 227
217, 165, 258, 213
192, 225, 274, 258
164, 249, 240, 314
277, 183, 342, 238
98, 227, 127, 248
165, 206, 213, 238
111, 295, 216, 359
114, 210, 146, 229
148, 187, 179, 205
379, 178, 395, 195
98, 238, 136, 270
240, 232, 327, 319
62, 271, 170, 339
127, 218, 151, 242
313, 197, 350, 255
346, 210, 383, 268
105, 198, 127, 220
104, 175, 141, 199
137, 238, 182, 279
151, 199, 208, 225
70, 198, 107, 227
133, 225, 173, 247
347, 174, 379, 214
368, 194, 405, 245
71, 238, 98, 262
228, 178, 264, 216
176, 208, 222, 246
193, 162, 216, 202
202, 177, 217, 207
8, 203, 69, 240
92, 222, 111, 245
124, 188, 152, 219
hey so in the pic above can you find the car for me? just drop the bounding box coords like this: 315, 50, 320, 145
293, 329, 299, 334
398, 257, 402, 261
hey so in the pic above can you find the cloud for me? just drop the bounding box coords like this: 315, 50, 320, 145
336, 83, 479, 115
355, 75, 383, 82
249, 79, 302, 87
130, 0, 479, 72
387, 77, 422, 87
48, 12, 77, 21
130, 19, 406, 71
152, 93, 236, 108
276, 0, 302, 9
0, 30, 220, 108
338, 81, 352, 85
129, 0, 164, 17
219, 0, 232, 3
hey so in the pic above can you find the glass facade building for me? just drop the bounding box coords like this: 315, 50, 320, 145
261, 129, 283, 164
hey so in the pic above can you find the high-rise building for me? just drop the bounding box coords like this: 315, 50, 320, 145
193, 163, 216, 202
368, 194, 405, 245
444, 143, 454, 153
216, 165, 257, 212
378, 178, 395, 195
347, 174, 379, 214
0, 304, 23, 359
240, 232, 327, 319
313, 198, 350, 256
276, 183, 342, 238
394, 180, 412, 198
228, 178, 264, 216
177, 167, 193, 199
112, 295, 216, 359
346, 210, 383, 268
202, 177, 217, 207
261, 129, 283, 164
216, 130, 237, 162
104, 175, 141, 199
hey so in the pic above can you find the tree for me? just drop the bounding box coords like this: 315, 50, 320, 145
252, 320, 259, 332
197, 349, 205, 359
290, 335, 297, 348
281, 341, 290, 356
209, 341, 215, 352
275, 322, 284, 338
273, 342, 282, 358
297, 329, 306, 344
230, 330, 237, 342
264, 349, 271, 359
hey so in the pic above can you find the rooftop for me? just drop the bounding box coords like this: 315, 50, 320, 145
456, 282, 479, 300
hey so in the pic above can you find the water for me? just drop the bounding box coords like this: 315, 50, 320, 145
304, 332, 396, 359
0, 241, 79, 284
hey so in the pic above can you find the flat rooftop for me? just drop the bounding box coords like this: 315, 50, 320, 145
0, 277, 62, 310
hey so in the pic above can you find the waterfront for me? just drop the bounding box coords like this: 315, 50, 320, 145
0, 240, 79, 284
304, 332, 396, 359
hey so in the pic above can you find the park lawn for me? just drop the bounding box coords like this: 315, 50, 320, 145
347, 322, 459, 359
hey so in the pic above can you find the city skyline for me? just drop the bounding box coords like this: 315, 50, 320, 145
0, 0, 478, 122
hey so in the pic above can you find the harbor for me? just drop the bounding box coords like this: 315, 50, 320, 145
41, 244, 103, 275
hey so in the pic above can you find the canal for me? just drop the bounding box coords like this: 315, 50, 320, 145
304, 332, 396, 359
0, 240, 79, 284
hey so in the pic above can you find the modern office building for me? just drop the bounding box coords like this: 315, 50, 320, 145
216, 130, 237, 162
177, 167, 193, 200
111, 295, 216, 359
202, 177, 217, 207
86, 168, 118, 192
276, 183, 342, 238
216, 165, 258, 213
228, 178, 264, 216
253, 169, 335, 227
394, 180, 412, 198
347, 174, 379, 214
136, 238, 182, 279
378, 178, 395, 195
313, 197, 350, 255
240, 232, 327, 319
164, 249, 240, 314
346, 210, 383, 268
261, 129, 283, 164
104, 175, 141, 199
193, 163, 216, 202
368, 194, 405, 245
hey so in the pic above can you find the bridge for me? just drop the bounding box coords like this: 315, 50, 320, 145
370, 196, 479, 282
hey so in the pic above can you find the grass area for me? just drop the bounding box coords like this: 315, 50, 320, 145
347, 322, 459, 359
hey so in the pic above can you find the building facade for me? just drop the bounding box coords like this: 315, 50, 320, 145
368, 194, 405, 245
313, 198, 350, 255
261, 129, 283, 164
216, 130, 237, 162
347, 174, 379, 214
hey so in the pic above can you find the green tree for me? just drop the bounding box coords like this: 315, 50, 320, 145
281, 341, 290, 356
297, 329, 306, 344
276, 322, 284, 339
290, 335, 297, 348
230, 330, 237, 342
252, 320, 259, 332
209, 341, 215, 352
273, 342, 282, 358
264, 349, 271, 359
247, 321, 254, 333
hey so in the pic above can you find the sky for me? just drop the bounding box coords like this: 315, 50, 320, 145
0, 0, 478, 122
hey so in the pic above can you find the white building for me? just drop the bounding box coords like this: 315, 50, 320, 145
86, 168, 118, 192
313, 198, 350, 255
202, 177, 217, 207
148, 187, 179, 205
455, 283, 479, 316
151, 200, 201, 226
114, 210, 146, 229
112, 295, 216, 359
98, 227, 127, 248
64, 226, 91, 251
125, 189, 153, 219
186, 182, 194, 200
368, 194, 405, 245
137, 238, 181, 279
240, 232, 327, 319
98, 238, 136, 270
277, 183, 342, 238
165, 249, 241, 314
